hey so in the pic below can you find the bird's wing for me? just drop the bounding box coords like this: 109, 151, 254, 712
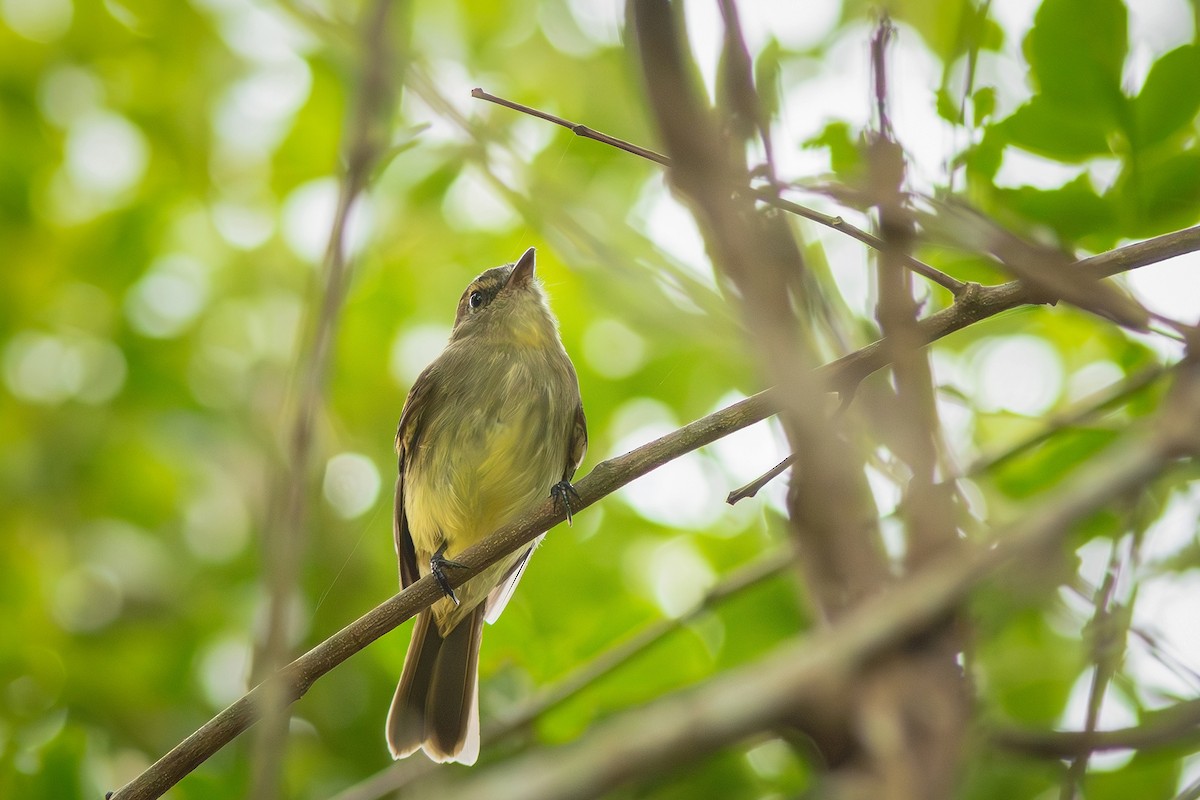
394, 365, 439, 589
563, 401, 588, 482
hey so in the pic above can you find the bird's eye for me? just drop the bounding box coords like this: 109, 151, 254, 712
469, 290, 484, 310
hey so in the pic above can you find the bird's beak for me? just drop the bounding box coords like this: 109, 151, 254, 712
507, 247, 536, 289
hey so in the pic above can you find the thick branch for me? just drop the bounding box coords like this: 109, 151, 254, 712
413, 370, 1198, 800
636, 0, 892, 623
107, 387, 776, 800
108, 238, 1196, 799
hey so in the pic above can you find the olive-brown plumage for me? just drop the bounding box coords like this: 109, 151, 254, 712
386, 248, 586, 764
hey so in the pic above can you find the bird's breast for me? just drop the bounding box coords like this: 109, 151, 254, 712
404, 350, 573, 559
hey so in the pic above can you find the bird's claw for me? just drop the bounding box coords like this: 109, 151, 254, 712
430, 541, 468, 606
550, 480, 581, 526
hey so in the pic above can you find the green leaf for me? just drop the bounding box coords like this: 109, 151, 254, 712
995, 175, 1117, 244
999, 95, 1114, 161
963, 132, 1004, 181
891, 0, 970, 60
992, 428, 1122, 500
973, 86, 996, 127
978, 17, 1005, 51
937, 87, 962, 124
754, 38, 783, 124
892, 0, 1002, 62
958, 754, 1059, 800
1085, 752, 1181, 800
1024, 0, 1129, 122
1114, 150, 1200, 235
804, 121, 863, 177
1134, 44, 1200, 149
976, 608, 1082, 725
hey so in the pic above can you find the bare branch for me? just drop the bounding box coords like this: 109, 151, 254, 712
967, 365, 1167, 476
107, 229, 1200, 799
727, 453, 795, 504
1061, 540, 1129, 800
413, 367, 1200, 800
1077, 225, 1200, 281
635, 0, 893, 627
857, 22, 968, 797
765, 191, 968, 294
471, 87, 669, 165
329, 550, 797, 800
470, 87, 966, 295
106, 386, 778, 800
865, 119, 957, 569
994, 698, 1200, 758
916, 199, 1153, 331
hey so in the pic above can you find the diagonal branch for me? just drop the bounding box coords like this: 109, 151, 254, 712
107, 230, 1200, 800
107, 385, 780, 800
409, 363, 1200, 800
1077, 225, 1200, 280
967, 365, 1167, 476
328, 550, 797, 800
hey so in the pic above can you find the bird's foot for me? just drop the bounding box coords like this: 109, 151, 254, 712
550, 480, 581, 526
430, 542, 468, 606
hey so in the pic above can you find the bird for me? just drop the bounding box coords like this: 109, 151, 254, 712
385, 247, 587, 764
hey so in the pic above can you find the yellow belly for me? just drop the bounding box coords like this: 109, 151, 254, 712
402, 360, 567, 633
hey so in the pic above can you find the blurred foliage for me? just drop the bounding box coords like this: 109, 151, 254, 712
1, 0, 1198, 798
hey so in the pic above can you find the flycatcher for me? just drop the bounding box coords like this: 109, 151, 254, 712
386, 247, 587, 764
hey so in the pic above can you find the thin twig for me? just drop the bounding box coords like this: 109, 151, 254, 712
1077, 225, 1200, 281
734, 361, 1168, 505
1060, 539, 1127, 800
470, 87, 967, 295
1129, 626, 1200, 692
472, 87, 670, 165
869, 15, 897, 138
994, 697, 1200, 758
967, 365, 1166, 476
433, 76, 734, 324
727, 453, 795, 504
759, 190, 965, 293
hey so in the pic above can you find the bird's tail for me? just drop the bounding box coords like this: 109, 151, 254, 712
386, 606, 484, 765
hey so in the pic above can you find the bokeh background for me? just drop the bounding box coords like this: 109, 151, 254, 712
2, 0, 1199, 798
